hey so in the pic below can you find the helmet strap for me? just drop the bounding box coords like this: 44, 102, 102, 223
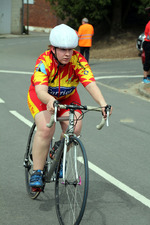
51, 48, 63, 83
51, 63, 60, 83
51, 47, 63, 66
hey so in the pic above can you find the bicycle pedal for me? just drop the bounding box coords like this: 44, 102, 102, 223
32, 187, 42, 192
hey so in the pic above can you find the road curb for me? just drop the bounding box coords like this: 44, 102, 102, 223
0, 32, 49, 39
138, 83, 150, 98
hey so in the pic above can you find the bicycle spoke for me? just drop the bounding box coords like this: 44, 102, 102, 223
55, 136, 89, 225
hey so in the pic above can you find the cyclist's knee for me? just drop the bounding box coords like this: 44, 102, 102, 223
74, 121, 82, 136
37, 125, 55, 140
35, 111, 55, 140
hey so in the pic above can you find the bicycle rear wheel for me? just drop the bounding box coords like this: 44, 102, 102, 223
55, 136, 89, 225
24, 122, 40, 199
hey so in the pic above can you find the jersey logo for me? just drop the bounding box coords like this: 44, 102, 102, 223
84, 70, 89, 75
48, 86, 75, 97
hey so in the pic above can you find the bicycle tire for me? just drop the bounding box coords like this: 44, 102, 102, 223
55, 136, 89, 225
24, 122, 40, 199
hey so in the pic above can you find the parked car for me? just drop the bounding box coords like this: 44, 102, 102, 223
136, 32, 145, 53
136, 32, 145, 64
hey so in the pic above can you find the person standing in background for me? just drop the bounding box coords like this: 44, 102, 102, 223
78, 18, 94, 63
142, 7, 150, 84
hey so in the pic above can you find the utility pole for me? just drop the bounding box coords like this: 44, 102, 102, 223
26, 0, 29, 34
21, 0, 24, 34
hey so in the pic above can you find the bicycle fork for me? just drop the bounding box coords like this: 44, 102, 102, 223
62, 136, 81, 186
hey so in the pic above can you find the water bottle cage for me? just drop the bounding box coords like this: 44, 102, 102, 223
50, 149, 56, 159
50, 140, 61, 159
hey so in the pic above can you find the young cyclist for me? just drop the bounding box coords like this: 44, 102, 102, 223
27, 24, 112, 188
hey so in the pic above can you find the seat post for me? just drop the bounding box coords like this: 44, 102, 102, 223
68, 109, 74, 135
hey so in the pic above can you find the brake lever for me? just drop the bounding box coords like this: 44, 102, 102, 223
106, 111, 109, 127
54, 105, 57, 122
105, 105, 111, 127
53, 100, 59, 122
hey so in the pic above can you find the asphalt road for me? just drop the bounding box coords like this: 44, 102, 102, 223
0, 33, 150, 225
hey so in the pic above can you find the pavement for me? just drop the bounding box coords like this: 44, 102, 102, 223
1, 32, 150, 99
0, 31, 48, 39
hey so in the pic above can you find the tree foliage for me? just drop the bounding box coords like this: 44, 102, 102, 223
48, 0, 111, 29
133, 0, 150, 14
47, 0, 150, 34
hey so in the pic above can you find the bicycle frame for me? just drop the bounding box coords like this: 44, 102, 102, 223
46, 103, 111, 182
46, 107, 80, 182
44, 139, 64, 182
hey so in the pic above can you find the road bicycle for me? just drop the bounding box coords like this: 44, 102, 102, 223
24, 101, 111, 225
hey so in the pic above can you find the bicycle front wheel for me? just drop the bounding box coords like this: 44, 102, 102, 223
55, 136, 89, 225
24, 122, 40, 199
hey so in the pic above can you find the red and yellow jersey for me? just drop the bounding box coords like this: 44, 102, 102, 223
29, 49, 95, 100
144, 21, 150, 42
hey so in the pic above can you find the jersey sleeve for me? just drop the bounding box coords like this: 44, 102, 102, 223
74, 52, 95, 87
32, 51, 51, 86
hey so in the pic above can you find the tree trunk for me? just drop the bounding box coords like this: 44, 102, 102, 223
111, 0, 122, 36
122, 0, 132, 24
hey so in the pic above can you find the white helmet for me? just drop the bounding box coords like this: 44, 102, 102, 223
49, 24, 78, 49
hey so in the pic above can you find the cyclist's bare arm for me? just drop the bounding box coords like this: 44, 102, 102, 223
85, 82, 110, 117
35, 85, 56, 113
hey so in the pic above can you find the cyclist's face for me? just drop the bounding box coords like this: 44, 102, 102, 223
53, 47, 73, 64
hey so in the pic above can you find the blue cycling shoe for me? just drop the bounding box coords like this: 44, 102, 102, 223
55, 161, 63, 178
142, 78, 150, 84
59, 162, 63, 178
29, 170, 43, 188
147, 75, 150, 80
58, 160, 67, 178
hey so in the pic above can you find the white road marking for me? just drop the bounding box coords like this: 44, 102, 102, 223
0, 98, 5, 103
0, 69, 142, 80
78, 157, 150, 208
95, 75, 142, 80
0, 70, 32, 75
9, 110, 33, 127
93, 71, 136, 74
120, 118, 134, 123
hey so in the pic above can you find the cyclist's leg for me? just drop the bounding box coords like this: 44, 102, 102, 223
33, 110, 55, 171
143, 41, 150, 81
28, 89, 55, 172
85, 47, 90, 63
29, 111, 55, 188
80, 46, 85, 56
28, 88, 56, 187
24, 122, 41, 199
